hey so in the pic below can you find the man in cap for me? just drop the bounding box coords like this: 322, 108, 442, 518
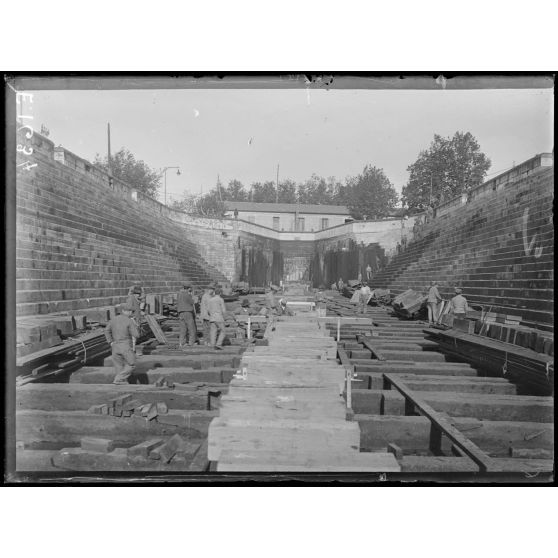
449, 287, 469, 319
104, 303, 139, 384
234, 298, 254, 338
177, 284, 197, 347
265, 285, 280, 312
208, 286, 228, 349
358, 282, 371, 314
427, 280, 442, 324
234, 298, 254, 317
199, 284, 215, 345
127, 284, 145, 323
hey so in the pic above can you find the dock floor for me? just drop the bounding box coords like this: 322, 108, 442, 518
208, 316, 400, 472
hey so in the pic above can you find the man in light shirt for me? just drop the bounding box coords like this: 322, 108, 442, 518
358, 282, 371, 314
450, 287, 469, 318
208, 287, 228, 349
199, 285, 214, 345
427, 280, 442, 324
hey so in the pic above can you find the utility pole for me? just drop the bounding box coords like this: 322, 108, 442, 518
276, 164, 280, 203
107, 123, 113, 185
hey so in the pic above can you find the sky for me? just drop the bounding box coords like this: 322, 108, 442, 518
23, 84, 553, 205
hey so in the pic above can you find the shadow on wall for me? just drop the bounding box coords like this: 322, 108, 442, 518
310, 241, 386, 288
240, 247, 284, 287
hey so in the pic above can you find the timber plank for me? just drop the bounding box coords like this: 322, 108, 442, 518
383, 374, 495, 472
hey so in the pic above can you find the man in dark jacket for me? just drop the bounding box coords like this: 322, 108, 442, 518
105, 303, 140, 384
177, 284, 197, 347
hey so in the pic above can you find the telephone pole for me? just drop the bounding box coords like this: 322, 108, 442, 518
107, 123, 113, 185
276, 164, 280, 203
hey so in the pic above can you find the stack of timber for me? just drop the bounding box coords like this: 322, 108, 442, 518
424, 327, 554, 396
322, 291, 554, 479
16, 381, 220, 472
15, 319, 155, 385
208, 315, 400, 472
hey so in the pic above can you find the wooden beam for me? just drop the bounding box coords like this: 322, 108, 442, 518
337, 347, 354, 372
383, 374, 494, 473
145, 315, 168, 344
358, 336, 386, 361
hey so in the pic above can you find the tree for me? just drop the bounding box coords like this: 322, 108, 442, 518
171, 190, 226, 217
402, 132, 491, 210
222, 179, 248, 201
297, 174, 339, 204
94, 148, 161, 198
338, 165, 398, 219
251, 181, 277, 203
277, 179, 297, 203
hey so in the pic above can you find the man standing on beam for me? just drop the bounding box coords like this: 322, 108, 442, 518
104, 303, 139, 385
177, 284, 197, 348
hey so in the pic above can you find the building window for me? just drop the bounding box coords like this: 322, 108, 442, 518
297, 217, 305, 231
321, 218, 329, 230
273, 216, 280, 230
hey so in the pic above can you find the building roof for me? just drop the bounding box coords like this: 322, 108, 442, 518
225, 201, 351, 215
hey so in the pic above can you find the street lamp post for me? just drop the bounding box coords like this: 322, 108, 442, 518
161, 166, 181, 206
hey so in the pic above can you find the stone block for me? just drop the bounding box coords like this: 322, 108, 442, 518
381, 391, 405, 415
80, 437, 115, 453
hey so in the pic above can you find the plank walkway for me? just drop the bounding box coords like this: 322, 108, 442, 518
208, 316, 400, 472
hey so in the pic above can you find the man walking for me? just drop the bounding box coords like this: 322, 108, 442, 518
427, 280, 442, 324
177, 284, 197, 347
127, 284, 144, 323
199, 285, 214, 345
358, 282, 371, 314
208, 287, 227, 350
365, 264, 372, 281
450, 287, 470, 319
105, 303, 139, 385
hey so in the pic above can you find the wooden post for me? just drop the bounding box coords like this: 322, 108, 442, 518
346, 368, 352, 409
247, 316, 251, 340
337, 317, 341, 342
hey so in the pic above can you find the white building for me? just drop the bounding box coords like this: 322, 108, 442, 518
224, 201, 352, 232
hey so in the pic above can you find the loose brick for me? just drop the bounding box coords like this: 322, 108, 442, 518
80, 437, 115, 453
156, 402, 168, 414
387, 443, 403, 460
127, 439, 164, 458
148, 434, 184, 463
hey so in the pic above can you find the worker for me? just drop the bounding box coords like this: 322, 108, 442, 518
208, 287, 227, 350
234, 298, 255, 338
277, 297, 293, 316
358, 282, 371, 314
177, 284, 197, 347
449, 287, 470, 318
104, 303, 139, 385
357, 270, 363, 284
337, 277, 344, 291
199, 285, 214, 345
234, 298, 253, 317
365, 264, 372, 281
265, 286, 277, 311
127, 284, 144, 323
426, 280, 442, 324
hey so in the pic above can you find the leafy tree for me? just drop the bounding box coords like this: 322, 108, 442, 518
402, 131, 491, 210
222, 179, 248, 201
171, 190, 226, 217
338, 166, 398, 219
94, 148, 161, 198
277, 179, 298, 203
297, 174, 338, 205
251, 181, 277, 203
